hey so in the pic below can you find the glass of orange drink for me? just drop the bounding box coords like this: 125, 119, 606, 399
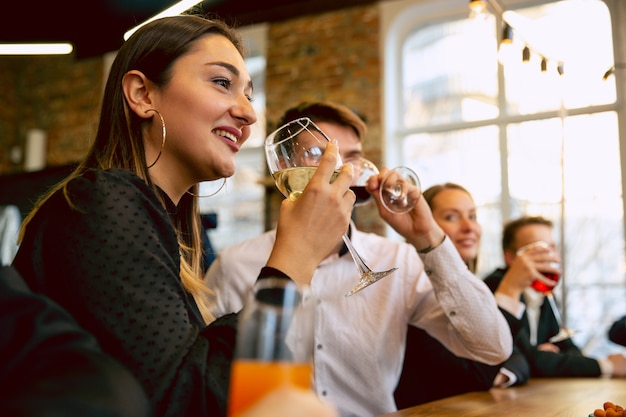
227, 277, 315, 417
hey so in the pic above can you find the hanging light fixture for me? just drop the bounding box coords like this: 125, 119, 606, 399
557, 61, 564, 76
470, 0, 565, 75
500, 22, 514, 45
498, 23, 515, 65
522, 45, 531, 62
603, 66, 615, 80
469, 0, 488, 19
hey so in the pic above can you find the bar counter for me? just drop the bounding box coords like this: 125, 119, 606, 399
378, 378, 626, 417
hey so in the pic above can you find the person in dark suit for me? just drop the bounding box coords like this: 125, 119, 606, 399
609, 316, 626, 347
483, 215, 626, 379
394, 183, 529, 409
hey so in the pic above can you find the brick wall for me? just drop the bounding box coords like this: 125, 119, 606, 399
0, 55, 102, 173
0, 3, 386, 235
265, 4, 385, 235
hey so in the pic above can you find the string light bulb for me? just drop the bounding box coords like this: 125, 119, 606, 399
469, 0, 488, 19
498, 23, 516, 65
603, 66, 615, 80
470, 0, 566, 76
501, 22, 513, 44
557, 61, 564, 76
522, 45, 531, 62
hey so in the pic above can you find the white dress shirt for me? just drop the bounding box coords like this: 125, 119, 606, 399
522, 287, 545, 346
206, 225, 512, 417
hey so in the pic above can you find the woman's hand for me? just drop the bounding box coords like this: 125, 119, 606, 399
366, 167, 445, 252
267, 142, 355, 285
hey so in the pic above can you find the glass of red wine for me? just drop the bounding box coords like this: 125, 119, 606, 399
516, 241, 575, 343
352, 158, 379, 207
352, 157, 421, 213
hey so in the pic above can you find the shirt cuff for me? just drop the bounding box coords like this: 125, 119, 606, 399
598, 358, 614, 377
495, 292, 526, 319
493, 367, 518, 388
258, 266, 291, 280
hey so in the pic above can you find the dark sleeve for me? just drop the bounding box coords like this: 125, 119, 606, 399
393, 325, 501, 409
495, 309, 530, 386
514, 324, 601, 377
482, 268, 506, 293
609, 316, 626, 347
501, 347, 530, 386
0, 266, 150, 417
12, 169, 235, 417
497, 306, 523, 338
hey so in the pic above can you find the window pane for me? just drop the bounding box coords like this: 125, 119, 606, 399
394, 0, 623, 357
506, 112, 625, 353
402, 17, 499, 127
503, 0, 616, 114
401, 127, 503, 275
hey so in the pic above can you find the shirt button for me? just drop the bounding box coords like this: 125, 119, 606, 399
321, 391, 327, 396
425, 269, 433, 276
449, 310, 457, 317
317, 344, 323, 350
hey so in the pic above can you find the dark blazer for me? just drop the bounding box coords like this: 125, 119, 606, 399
394, 306, 529, 409
609, 316, 626, 347
483, 268, 601, 378
0, 265, 150, 417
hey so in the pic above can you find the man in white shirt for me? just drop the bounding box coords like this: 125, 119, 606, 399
206, 101, 513, 417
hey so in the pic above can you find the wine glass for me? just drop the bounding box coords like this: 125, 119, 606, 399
516, 241, 575, 343
344, 158, 421, 296
379, 165, 421, 214
352, 157, 421, 213
352, 157, 379, 207
265, 118, 398, 296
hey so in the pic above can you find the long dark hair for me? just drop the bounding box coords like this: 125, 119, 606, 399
19, 15, 244, 323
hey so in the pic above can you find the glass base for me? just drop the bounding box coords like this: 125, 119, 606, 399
548, 328, 576, 343
345, 268, 397, 297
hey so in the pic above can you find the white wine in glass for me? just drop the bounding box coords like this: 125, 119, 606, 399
273, 167, 340, 201
265, 117, 398, 296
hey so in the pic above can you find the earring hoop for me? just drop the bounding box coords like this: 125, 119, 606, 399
146, 109, 166, 168
187, 178, 227, 198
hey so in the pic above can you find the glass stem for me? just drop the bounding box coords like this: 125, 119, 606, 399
342, 234, 371, 276
546, 293, 564, 327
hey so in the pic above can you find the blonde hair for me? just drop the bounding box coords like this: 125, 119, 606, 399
423, 182, 478, 273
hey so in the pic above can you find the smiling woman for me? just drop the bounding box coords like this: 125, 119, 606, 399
10, 14, 351, 417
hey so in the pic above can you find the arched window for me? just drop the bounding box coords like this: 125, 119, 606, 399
383, 0, 625, 356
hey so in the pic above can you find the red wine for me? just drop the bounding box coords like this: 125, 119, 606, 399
350, 186, 372, 206
531, 272, 560, 294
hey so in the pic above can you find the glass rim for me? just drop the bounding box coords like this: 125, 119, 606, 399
264, 116, 331, 147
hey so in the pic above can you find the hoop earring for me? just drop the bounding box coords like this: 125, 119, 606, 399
146, 109, 166, 169
186, 178, 227, 198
